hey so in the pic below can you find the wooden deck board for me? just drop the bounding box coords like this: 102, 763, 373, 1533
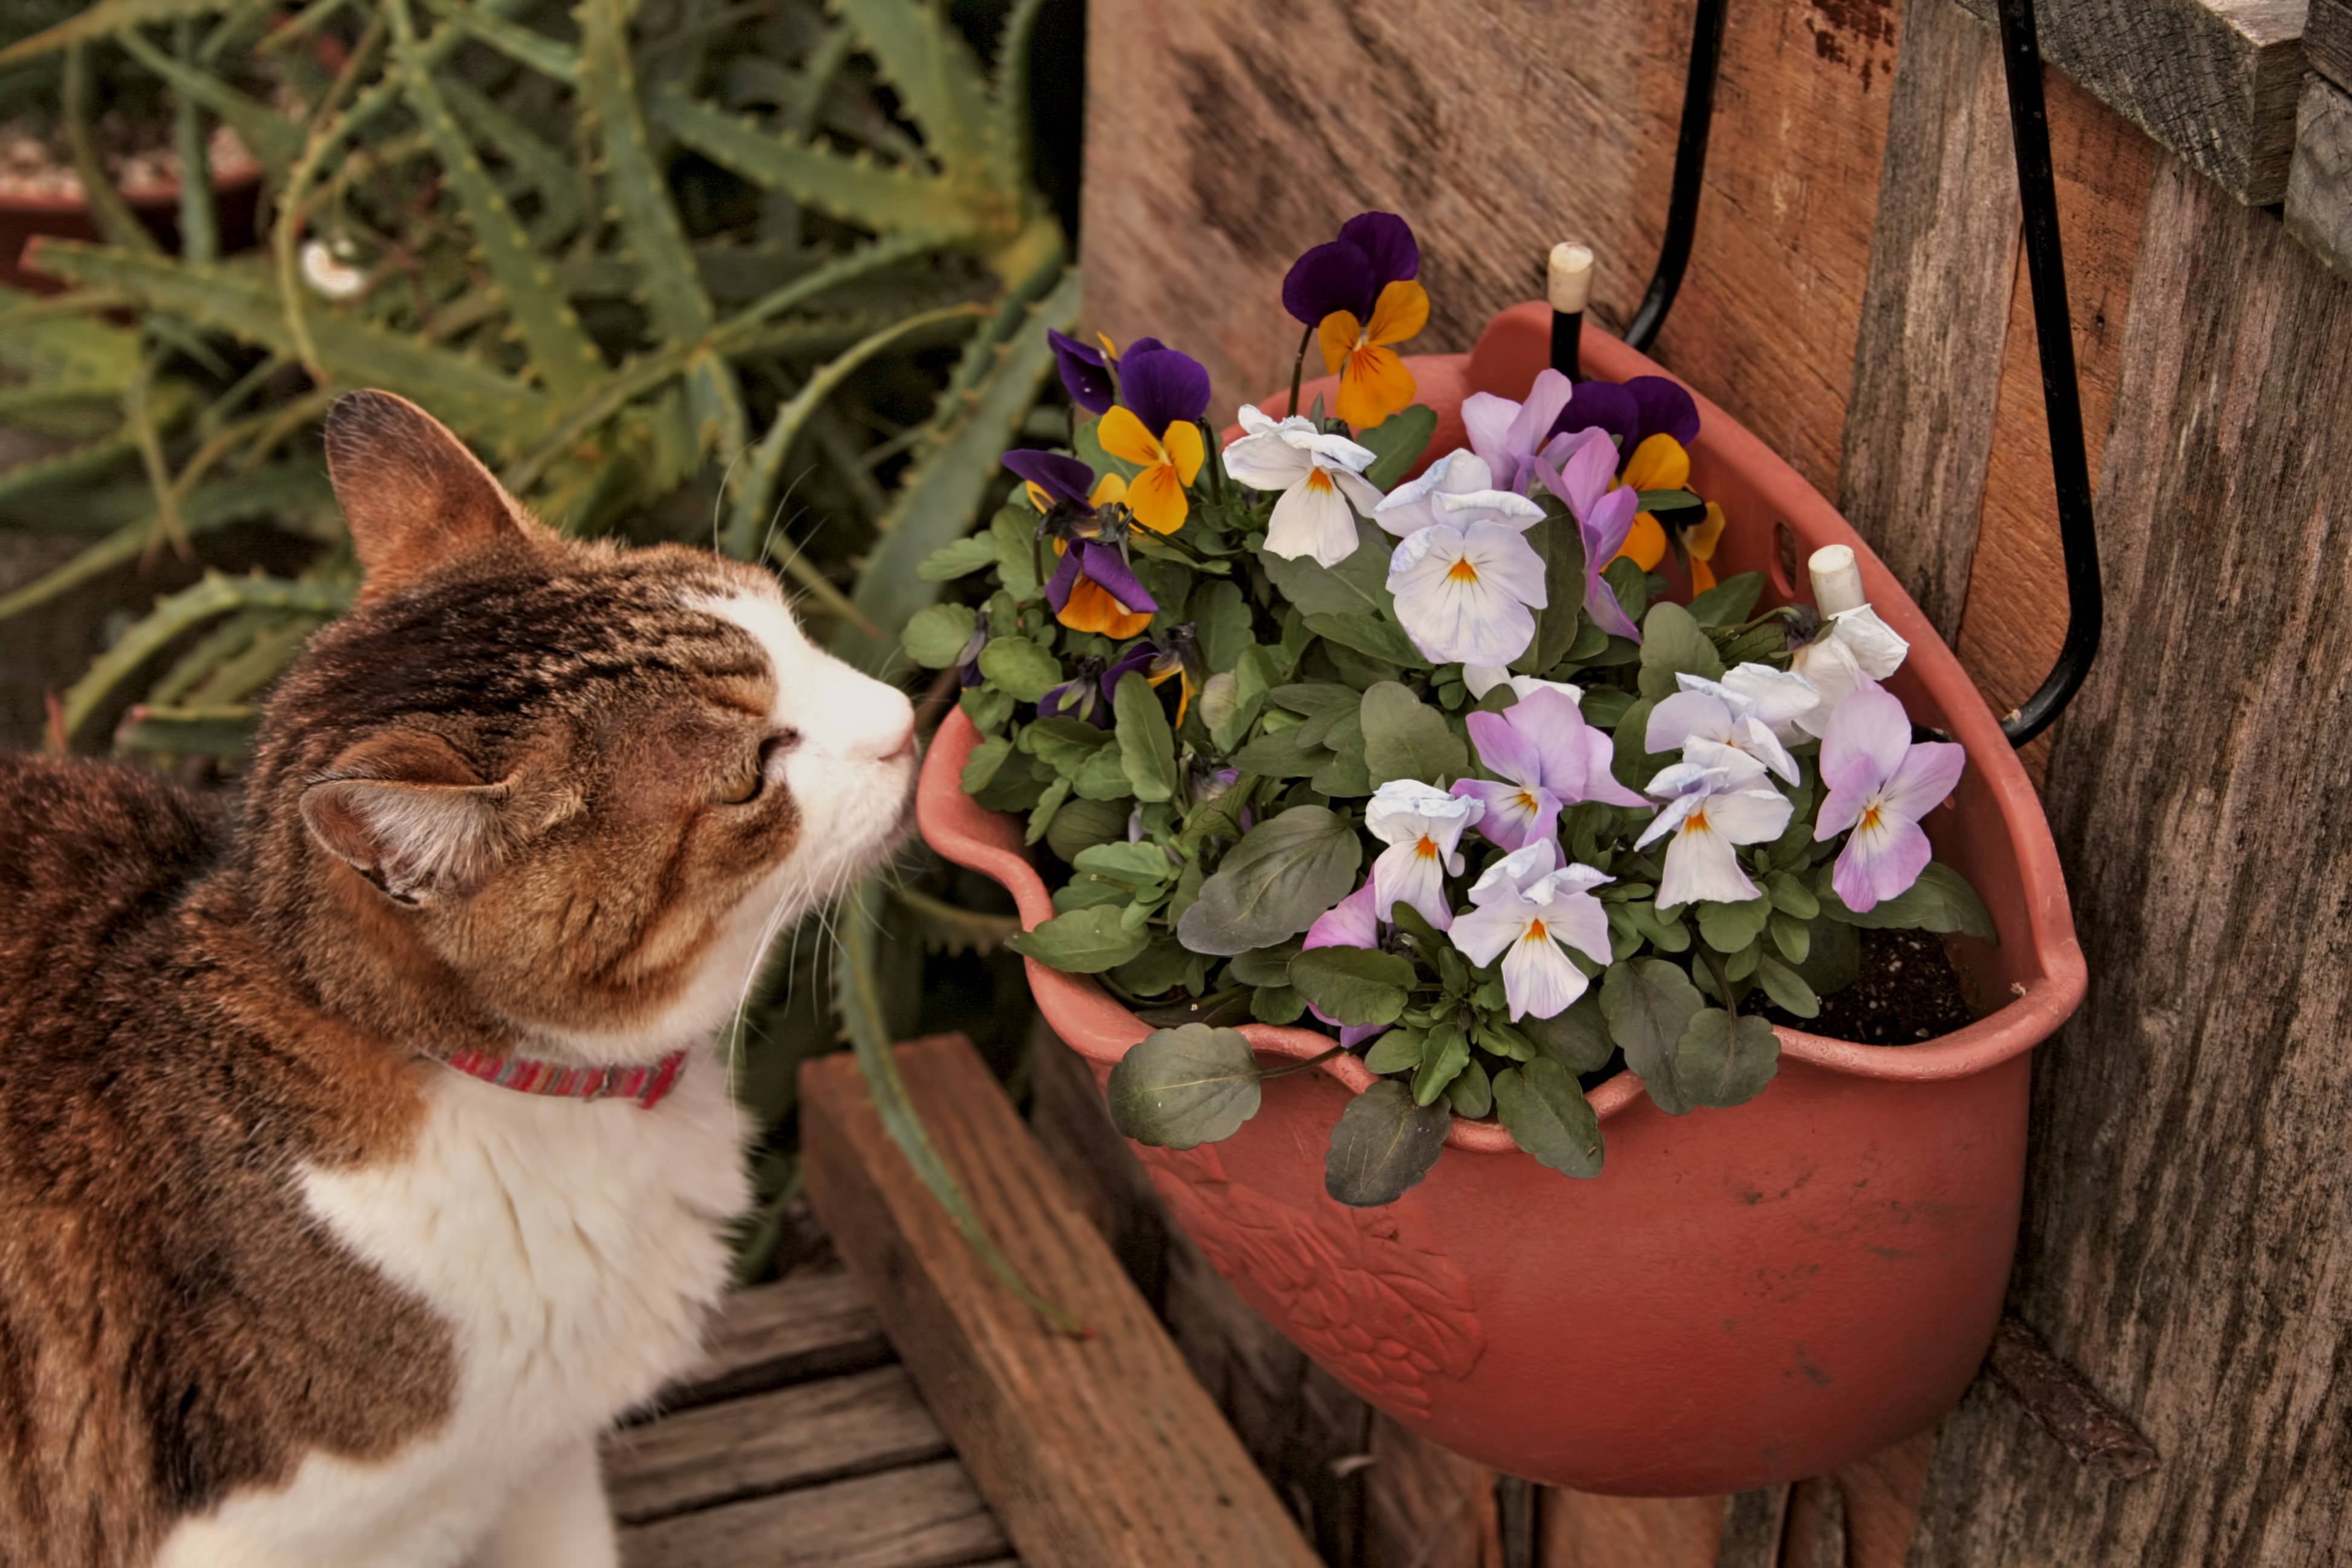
619, 1458, 1010, 1568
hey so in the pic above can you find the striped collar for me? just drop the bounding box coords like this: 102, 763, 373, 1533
440, 1047, 687, 1109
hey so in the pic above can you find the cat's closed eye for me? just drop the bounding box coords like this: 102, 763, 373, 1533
716, 730, 799, 805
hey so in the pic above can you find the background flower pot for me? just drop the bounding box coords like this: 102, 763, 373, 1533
919, 301, 2086, 1495
0, 169, 263, 294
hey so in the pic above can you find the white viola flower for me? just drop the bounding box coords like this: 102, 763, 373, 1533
1715, 662, 1823, 744
1790, 607, 1910, 738
1635, 766, 1794, 910
1449, 838, 1615, 1021
1815, 685, 1965, 911
1462, 667, 1586, 703
1372, 449, 1543, 537
1222, 403, 1385, 567
1364, 780, 1484, 932
1386, 520, 1549, 668
1646, 673, 1803, 786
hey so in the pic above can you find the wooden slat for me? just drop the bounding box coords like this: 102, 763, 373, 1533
1838, 0, 2020, 640
1714, 1486, 1790, 1568
621, 1458, 1008, 1568
1826, 1428, 1933, 1568
1907, 156, 2352, 1568
1537, 1491, 1723, 1567
605, 1364, 952, 1524
800, 1035, 1324, 1568
1948, 0, 2307, 204
1781, 1475, 1848, 1568
633, 1264, 892, 1417
2287, 74, 2352, 279
2313, 0, 2352, 89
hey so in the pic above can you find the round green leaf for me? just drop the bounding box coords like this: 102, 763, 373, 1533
1673, 1008, 1780, 1108
904, 603, 976, 668
1175, 805, 1363, 956
1107, 1025, 1263, 1149
1323, 1081, 1451, 1207
1289, 946, 1417, 1028
1493, 1060, 1604, 1177
978, 635, 1062, 701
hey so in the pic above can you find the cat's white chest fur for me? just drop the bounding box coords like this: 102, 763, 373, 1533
154, 1056, 749, 1568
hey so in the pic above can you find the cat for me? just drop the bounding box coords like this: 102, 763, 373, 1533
0, 390, 919, 1567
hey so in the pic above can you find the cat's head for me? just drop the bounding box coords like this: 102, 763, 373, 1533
247, 391, 916, 1060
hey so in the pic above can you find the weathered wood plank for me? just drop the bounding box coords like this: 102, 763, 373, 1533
620, 1457, 1007, 1568
1715, 1486, 1791, 1568
800, 1036, 1324, 1568
1838, 0, 2020, 640
1832, 1429, 1934, 1568
1949, 0, 2307, 204
1783, 1475, 1849, 1568
2313, 0, 2352, 88
1537, 1490, 1724, 1567
605, 1364, 951, 1524
1907, 157, 2352, 1568
629, 1266, 892, 1419
1953, 67, 2156, 786
2287, 74, 2352, 279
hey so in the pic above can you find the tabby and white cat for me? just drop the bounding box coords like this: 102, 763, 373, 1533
0, 391, 918, 1567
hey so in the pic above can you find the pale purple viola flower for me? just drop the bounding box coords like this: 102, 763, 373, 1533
1789, 607, 1912, 738
1222, 403, 1385, 567
1375, 451, 1550, 668
1302, 881, 1385, 1048
1452, 687, 1647, 851
1461, 368, 1578, 494
1635, 763, 1793, 910
1448, 839, 1615, 1021
1371, 449, 1540, 537
1645, 673, 1806, 787
1364, 780, 1483, 932
1534, 427, 1642, 642
1715, 662, 1826, 745
1814, 685, 1964, 912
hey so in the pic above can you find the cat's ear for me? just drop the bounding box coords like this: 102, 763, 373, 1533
323, 390, 529, 601
301, 730, 511, 904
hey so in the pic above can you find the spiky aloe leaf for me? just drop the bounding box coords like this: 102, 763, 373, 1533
835, 266, 1074, 671
577, 0, 713, 346
25, 244, 554, 452
649, 84, 966, 244
114, 29, 302, 177
114, 704, 258, 759
985, 0, 1051, 198
390, 0, 606, 391
0, 0, 232, 65
440, 74, 589, 246
171, 19, 218, 265
0, 431, 142, 507
61, 573, 353, 745
826, 0, 990, 178
420, 0, 580, 83
832, 876, 1083, 1336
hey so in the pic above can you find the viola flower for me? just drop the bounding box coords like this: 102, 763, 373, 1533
1461, 367, 1577, 494
1635, 763, 1794, 910
1545, 375, 1704, 573
1612, 430, 1692, 573
1814, 685, 1964, 912
1097, 343, 1210, 535
1283, 212, 1428, 428
1364, 780, 1484, 932
1005, 449, 1158, 638
1048, 329, 1116, 415
1462, 668, 1586, 701
1645, 673, 1806, 787
1687, 501, 1728, 593
1534, 428, 1642, 641
1302, 881, 1387, 1048
1789, 606, 1911, 737
1373, 451, 1550, 667
1453, 687, 1647, 851
1221, 404, 1385, 567
1102, 624, 1204, 727
1039, 654, 1111, 725
1448, 840, 1614, 1021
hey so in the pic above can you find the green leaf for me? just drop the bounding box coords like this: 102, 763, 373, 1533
1044, 797, 1129, 862
1795, 916, 1862, 998
1598, 959, 1707, 1115
1230, 725, 1325, 779
1025, 776, 1071, 844
961, 735, 1013, 792
1696, 896, 1773, 955
0, 0, 233, 65
1820, 862, 1998, 942
991, 508, 1043, 601
1289, 947, 1417, 1028
1413, 1019, 1471, 1106
1362, 1027, 1424, 1074
1769, 912, 1812, 963
1756, 955, 1819, 1019
1445, 1057, 1493, 1118
1492, 1060, 1604, 1177
1673, 1008, 1780, 1108
1258, 520, 1394, 616
1688, 571, 1765, 627
1018, 716, 1110, 775
1356, 404, 1438, 488
975, 636, 1060, 701
1531, 517, 1592, 673
1638, 600, 1725, 698
1113, 672, 1177, 803
1226, 941, 1301, 987
1323, 1082, 1451, 1207
580, 0, 712, 344
1305, 611, 1426, 670
1005, 904, 1151, 973
1250, 984, 1308, 1024
59, 574, 352, 746
904, 603, 976, 667
1360, 681, 1469, 788
1175, 805, 1363, 956
831, 0, 992, 166
1768, 874, 1821, 920
1518, 991, 1615, 1073
1106, 1025, 1262, 1149
1212, 644, 1278, 752
1634, 488, 1702, 512
1112, 939, 1194, 998
1191, 580, 1254, 672
1072, 840, 1175, 887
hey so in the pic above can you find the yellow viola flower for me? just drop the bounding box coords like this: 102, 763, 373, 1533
1316, 280, 1429, 428
1094, 342, 1210, 535
1612, 433, 1691, 570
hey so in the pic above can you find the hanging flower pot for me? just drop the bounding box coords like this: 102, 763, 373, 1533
907, 230, 2088, 1485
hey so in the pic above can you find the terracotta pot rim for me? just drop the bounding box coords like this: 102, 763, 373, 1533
916, 314, 2086, 1157
0, 163, 264, 217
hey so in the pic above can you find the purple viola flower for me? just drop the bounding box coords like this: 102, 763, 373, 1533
1048, 330, 1115, 415
1039, 655, 1111, 725
1814, 685, 1965, 912
1003, 448, 1100, 510
1281, 211, 1420, 328
1301, 881, 1386, 1049
1542, 374, 1700, 459
1534, 427, 1644, 641
1460, 367, 1578, 494
1114, 342, 1210, 440
1451, 686, 1650, 851
1043, 540, 1157, 632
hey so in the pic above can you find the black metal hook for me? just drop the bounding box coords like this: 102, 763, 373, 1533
1600, 0, 2100, 749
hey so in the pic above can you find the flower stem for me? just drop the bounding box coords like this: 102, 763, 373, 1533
1199, 419, 1225, 505
1287, 323, 1315, 419
1698, 949, 1740, 1019
1261, 1045, 1348, 1080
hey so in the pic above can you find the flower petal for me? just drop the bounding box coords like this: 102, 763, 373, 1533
1161, 419, 1206, 486
1879, 739, 1964, 823
1647, 689, 1734, 755
1365, 279, 1429, 347
1330, 466, 1387, 515
1125, 462, 1190, 534
1465, 707, 1541, 787
1705, 786, 1795, 846
1547, 379, 1638, 451
1044, 544, 1080, 612
1500, 927, 1590, 1020
1340, 211, 1420, 287
1337, 342, 1417, 428
1618, 511, 1668, 570
1688, 500, 1728, 560
1304, 880, 1381, 951
1461, 391, 1521, 482
1620, 433, 1691, 493
1625, 375, 1700, 447
1060, 577, 1154, 637
1222, 430, 1313, 492
1284, 238, 1377, 327
1829, 605, 1911, 679
1004, 448, 1096, 506
1266, 473, 1363, 567
1096, 406, 1163, 469
1789, 635, 1866, 738
1820, 684, 1910, 797
1317, 309, 1362, 377
1575, 729, 1650, 808
1448, 898, 1527, 968
1119, 345, 1210, 437
1371, 840, 1452, 932
1048, 328, 1114, 415
1657, 820, 1761, 909
1452, 778, 1554, 852
1834, 811, 1932, 912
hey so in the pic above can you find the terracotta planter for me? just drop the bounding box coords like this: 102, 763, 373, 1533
1, 170, 264, 295
918, 301, 2085, 1495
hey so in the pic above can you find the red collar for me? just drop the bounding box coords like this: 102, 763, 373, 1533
440, 1047, 687, 1109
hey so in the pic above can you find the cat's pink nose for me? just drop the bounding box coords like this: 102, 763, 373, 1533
859, 705, 916, 762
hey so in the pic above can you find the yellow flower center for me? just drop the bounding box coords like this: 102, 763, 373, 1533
1414, 836, 1440, 860
1305, 468, 1336, 494
1684, 808, 1711, 835
1516, 791, 1541, 813
1446, 556, 1481, 584
1861, 802, 1883, 832
1524, 920, 1549, 943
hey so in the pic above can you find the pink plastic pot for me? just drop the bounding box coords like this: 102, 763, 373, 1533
919, 302, 2085, 1495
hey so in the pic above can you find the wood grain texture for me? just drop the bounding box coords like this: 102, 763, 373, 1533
1948, 0, 2307, 203
2287, 74, 2352, 279
1907, 158, 2352, 1568
1955, 67, 2157, 786
629, 1265, 892, 1417
1832, 1429, 1934, 1568
1715, 1487, 1791, 1568
800, 1035, 1322, 1568
1782, 1475, 1849, 1568
1537, 1490, 1725, 1567
606, 1364, 951, 1524
621, 1457, 1008, 1568
1838, 0, 2020, 640
2313, 0, 2352, 88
